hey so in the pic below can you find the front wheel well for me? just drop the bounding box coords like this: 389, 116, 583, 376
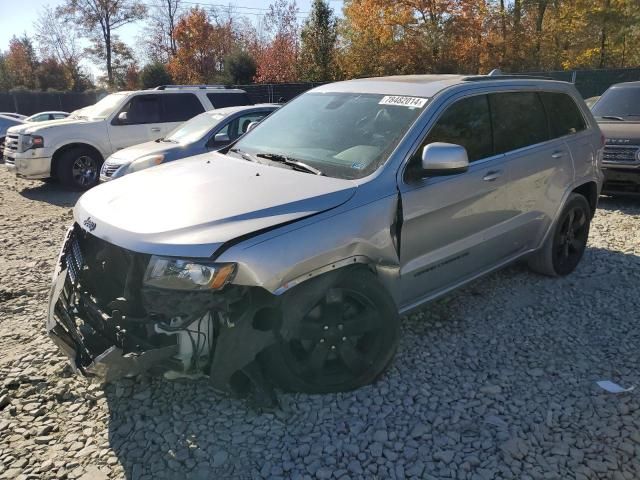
51, 143, 104, 179
572, 181, 598, 217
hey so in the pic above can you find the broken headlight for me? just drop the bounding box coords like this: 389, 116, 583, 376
144, 256, 236, 291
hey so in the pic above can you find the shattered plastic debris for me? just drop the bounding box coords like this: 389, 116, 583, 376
596, 380, 635, 393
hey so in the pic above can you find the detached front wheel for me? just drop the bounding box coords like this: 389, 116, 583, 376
264, 269, 400, 393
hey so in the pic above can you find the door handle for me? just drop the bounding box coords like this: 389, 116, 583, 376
551, 151, 565, 159
483, 170, 502, 182
151, 127, 161, 132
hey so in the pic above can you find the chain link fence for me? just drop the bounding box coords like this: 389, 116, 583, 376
2, 68, 640, 115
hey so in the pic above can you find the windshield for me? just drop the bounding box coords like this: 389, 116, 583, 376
592, 87, 640, 118
167, 112, 227, 143
78, 93, 127, 119
232, 92, 428, 179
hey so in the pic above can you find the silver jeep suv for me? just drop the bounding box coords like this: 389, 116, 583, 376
47, 74, 603, 397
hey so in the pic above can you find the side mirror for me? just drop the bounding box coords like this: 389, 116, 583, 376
214, 132, 230, 143
246, 121, 260, 132
117, 111, 129, 124
421, 142, 469, 176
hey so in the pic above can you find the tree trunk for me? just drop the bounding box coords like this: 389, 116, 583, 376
106, 25, 113, 86
534, 0, 548, 69
599, 0, 610, 68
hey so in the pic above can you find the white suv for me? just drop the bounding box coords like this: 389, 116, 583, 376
3, 86, 251, 189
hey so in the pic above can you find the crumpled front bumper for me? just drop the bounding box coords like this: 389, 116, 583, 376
46, 227, 279, 392
46, 228, 178, 382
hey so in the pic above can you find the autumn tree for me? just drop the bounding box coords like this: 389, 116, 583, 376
5, 35, 39, 89
60, 0, 146, 87
255, 0, 300, 83
36, 58, 70, 90
167, 7, 236, 84
299, 0, 338, 81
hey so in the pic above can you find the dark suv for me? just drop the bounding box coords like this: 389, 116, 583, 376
592, 82, 640, 194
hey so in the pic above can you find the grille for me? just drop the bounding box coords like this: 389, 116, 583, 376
5, 134, 18, 153
603, 145, 640, 164
100, 161, 121, 177
65, 231, 85, 284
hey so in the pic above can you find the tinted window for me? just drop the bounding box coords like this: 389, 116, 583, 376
207, 92, 252, 108
162, 93, 205, 122
540, 92, 586, 137
420, 95, 493, 162
120, 95, 161, 124
211, 112, 269, 147
591, 86, 640, 117
490, 92, 548, 153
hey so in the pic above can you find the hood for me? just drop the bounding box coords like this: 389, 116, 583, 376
598, 122, 640, 143
7, 117, 99, 135
75, 153, 357, 258
107, 140, 179, 165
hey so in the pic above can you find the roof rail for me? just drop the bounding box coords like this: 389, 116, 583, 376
463, 74, 555, 82
153, 84, 229, 90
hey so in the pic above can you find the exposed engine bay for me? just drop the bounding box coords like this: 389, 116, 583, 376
47, 224, 279, 401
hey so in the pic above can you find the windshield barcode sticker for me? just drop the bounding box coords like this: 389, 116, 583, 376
379, 96, 428, 108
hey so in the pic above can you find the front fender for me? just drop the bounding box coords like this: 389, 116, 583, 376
216, 193, 401, 302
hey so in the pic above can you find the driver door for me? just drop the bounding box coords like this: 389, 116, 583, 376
397, 94, 515, 309
108, 94, 163, 153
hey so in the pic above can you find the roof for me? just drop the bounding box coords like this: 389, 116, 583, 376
313, 74, 571, 97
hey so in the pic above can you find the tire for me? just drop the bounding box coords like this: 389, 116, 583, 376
263, 268, 400, 393
56, 147, 103, 190
528, 193, 591, 276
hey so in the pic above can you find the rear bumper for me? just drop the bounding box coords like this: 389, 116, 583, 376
602, 167, 640, 195
5, 154, 52, 179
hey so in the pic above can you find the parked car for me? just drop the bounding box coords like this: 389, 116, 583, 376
26, 111, 69, 122
591, 82, 640, 195
100, 104, 278, 181
47, 74, 603, 397
0, 112, 27, 120
3, 85, 252, 190
0, 114, 24, 162
584, 96, 600, 109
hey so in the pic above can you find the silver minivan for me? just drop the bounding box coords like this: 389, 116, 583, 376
47, 74, 603, 398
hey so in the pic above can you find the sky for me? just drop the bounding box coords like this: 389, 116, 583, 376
0, 0, 344, 78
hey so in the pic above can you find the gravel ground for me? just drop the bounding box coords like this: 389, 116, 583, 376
1, 167, 640, 480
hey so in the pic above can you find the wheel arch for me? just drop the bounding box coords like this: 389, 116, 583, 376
51, 142, 105, 179
572, 181, 598, 218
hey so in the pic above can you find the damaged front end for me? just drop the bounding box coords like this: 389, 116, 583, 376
47, 224, 278, 394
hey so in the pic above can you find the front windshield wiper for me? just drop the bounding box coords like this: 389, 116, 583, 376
598, 115, 625, 121
229, 147, 258, 163
156, 137, 177, 143
256, 153, 324, 176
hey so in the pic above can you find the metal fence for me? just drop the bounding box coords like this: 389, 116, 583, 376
2, 68, 640, 115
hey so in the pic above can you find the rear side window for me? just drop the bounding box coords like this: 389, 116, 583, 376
540, 92, 586, 138
421, 95, 493, 162
162, 93, 205, 122
490, 92, 548, 154
207, 92, 252, 108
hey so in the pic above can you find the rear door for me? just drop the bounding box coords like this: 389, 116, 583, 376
398, 93, 514, 308
493, 91, 574, 251
160, 93, 206, 137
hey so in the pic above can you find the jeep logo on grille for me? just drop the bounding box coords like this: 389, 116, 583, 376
83, 217, 97, 232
